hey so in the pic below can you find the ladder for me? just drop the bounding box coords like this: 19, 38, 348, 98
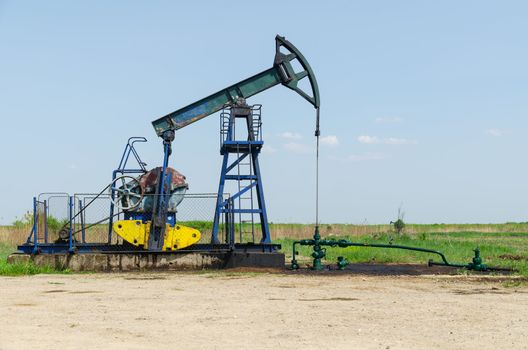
211, 99, 270, 245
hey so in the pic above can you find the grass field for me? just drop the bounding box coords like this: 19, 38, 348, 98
1, 222, 527, 276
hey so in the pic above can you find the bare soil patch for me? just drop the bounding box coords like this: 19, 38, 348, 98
1, 271, 527, 349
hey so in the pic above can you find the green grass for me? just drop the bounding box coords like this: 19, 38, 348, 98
2, 224, 528, 277
277, 231, 528, 276
0, 244, 69, 276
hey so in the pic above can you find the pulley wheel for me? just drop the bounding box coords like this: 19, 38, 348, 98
109, 175, 144, 210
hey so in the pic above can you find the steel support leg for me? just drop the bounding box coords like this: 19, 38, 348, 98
251, 151, 271, 243
212, 152, 229, 244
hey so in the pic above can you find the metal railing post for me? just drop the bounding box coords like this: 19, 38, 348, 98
43, 199, 48, 244
228, 199, 235, 250
79, 199, 86, 243
68, 196, 74, 253
108, 170, 118, 244
32, 197, 38, 254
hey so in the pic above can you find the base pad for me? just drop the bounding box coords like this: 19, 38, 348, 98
7, 251, 285, 272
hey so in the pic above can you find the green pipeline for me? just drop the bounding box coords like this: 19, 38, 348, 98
291, 235, 512, 273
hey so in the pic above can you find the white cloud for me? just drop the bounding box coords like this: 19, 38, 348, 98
262, 144, 277, 154
346, 153, 384, 162
320, 135, 339, 147
485, 128, 503, 137
375, 116, 402, 124
283, 142, 312, 154
358, 135, 417, 145
279, 131, 302, 140
357, 135, 381, 144
384, 137, 418, 145
330, 153, 384, 162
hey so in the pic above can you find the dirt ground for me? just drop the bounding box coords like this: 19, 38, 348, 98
1, 270, 527, 350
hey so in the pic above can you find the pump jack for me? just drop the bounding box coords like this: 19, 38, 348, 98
18, 35, 320, 255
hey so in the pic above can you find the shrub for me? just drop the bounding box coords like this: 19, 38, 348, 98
390, 203, 406, 235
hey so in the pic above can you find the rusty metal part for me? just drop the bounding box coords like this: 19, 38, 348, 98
139, 167, 188, 194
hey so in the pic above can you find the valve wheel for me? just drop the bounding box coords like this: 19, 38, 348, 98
109, 175, 144, 210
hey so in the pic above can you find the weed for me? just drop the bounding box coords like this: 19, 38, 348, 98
0, 243, 70, 276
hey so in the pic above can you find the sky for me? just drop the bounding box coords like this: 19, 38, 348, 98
1, 1, 527, 225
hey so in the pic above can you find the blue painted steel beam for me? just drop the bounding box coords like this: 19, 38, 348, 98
16, 242, 281, 255
224, 209, 263, 214
226, 153, 249, 173
224, 175, 258, 180
221, 182, 257, 207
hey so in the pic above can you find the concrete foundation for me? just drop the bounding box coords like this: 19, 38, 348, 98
7, 251, 285, 272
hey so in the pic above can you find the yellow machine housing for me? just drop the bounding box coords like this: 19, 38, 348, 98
113, 220, 200, 251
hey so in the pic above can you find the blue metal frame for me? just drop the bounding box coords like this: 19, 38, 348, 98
23, 194, 75, 253
108, 137, 148, 243
17, 242, 280, 255
212, 103, 271, 245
